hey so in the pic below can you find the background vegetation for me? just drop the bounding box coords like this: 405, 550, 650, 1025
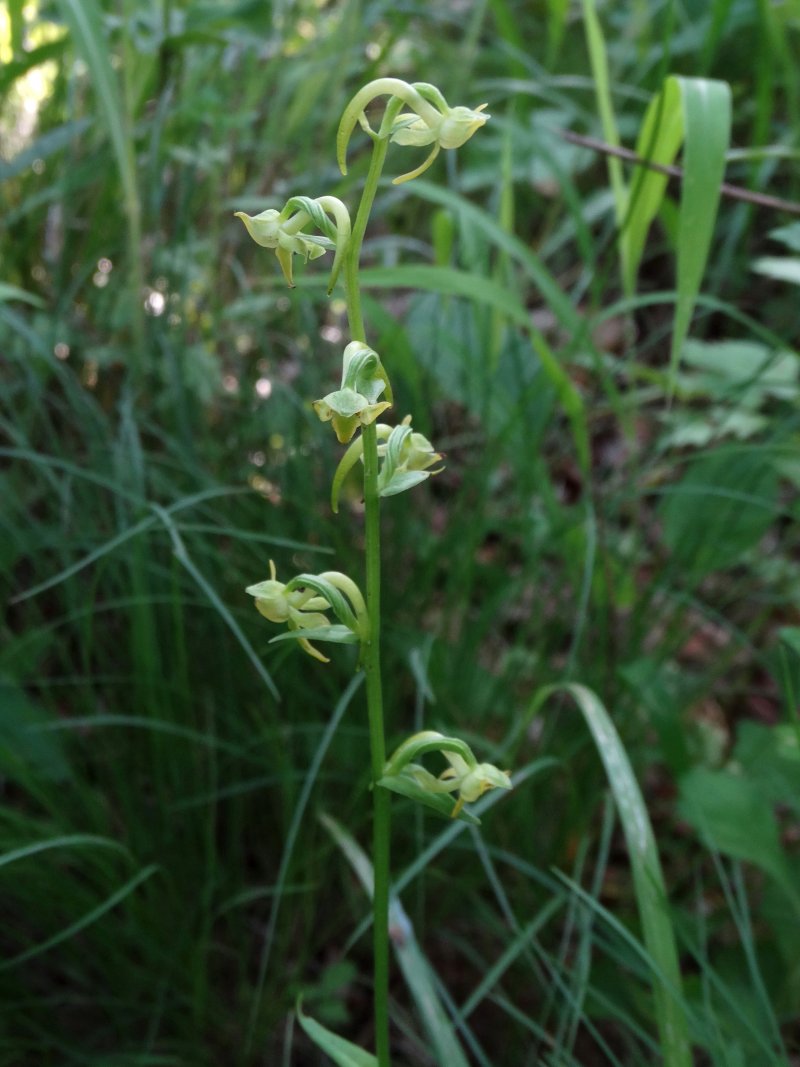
2, 1, 799, 1064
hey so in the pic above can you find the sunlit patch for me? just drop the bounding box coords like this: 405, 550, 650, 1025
144, 290, 166, 315
54, 342, 69, 360
82, 360, 98, 389
320, 325, 342, 344
248, 474, 281, 505
0, 3, 66, 156
255, 377, 272, 399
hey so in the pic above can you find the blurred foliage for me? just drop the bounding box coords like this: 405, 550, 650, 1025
2, 0, 800, 1064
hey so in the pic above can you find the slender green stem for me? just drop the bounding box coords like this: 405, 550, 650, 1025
342, 135, 391, 1067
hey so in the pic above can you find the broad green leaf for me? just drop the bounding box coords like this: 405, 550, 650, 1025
680, 339, 798, 403
671, 76, 731, 385
678, 766, 795, 899
732, 722, 800, 816
612, 74, 731, 387
659, 449, 779, 579
296, 1002, 378, 1067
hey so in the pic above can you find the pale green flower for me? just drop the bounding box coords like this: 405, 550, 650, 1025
381, 730, 512, 820
313, 341, 393, 444
337, 78, 490, 184
246, 560, 333, 662
235, 196, 350, 291
234, 208, 328, 287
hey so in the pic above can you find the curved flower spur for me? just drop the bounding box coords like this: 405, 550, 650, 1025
337, 78, 490, 184
379, 730, 512, 823
234, 195, 351, 291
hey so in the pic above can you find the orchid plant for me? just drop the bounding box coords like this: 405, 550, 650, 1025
237, 78, 509, 1067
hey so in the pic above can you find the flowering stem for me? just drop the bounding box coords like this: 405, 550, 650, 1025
343, 135, 391, 1067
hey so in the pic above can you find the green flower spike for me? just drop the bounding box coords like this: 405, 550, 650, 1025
337, 78, 490, 185
235, 195, 351, 293
313, 341, 393, 444
330, 416, 443, 512
246, 561, 368, 663
379, 730, 512, 823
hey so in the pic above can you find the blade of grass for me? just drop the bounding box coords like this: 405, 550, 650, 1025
321, 813, 473, 1067
0, 834, 130, 870
245, 674, 362, 1054
0, 864, 159, 970
57, 0, 145, 374
359, 265, 589, 472
544, 684, 692, 1067
581, 0, 628, 283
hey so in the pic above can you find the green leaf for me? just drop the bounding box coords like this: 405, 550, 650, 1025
296, 1001, 378, 1067
733, 721, 800, 816
678, 766, 795, 899
613, 75, 731, 387
658, 448, 779, 579
377, 771, 481, 824
622, 77, 684, 297
670, 76, 731, 386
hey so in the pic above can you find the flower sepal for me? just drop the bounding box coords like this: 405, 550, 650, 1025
330, 416, 443, 512
313, 341, 393, 443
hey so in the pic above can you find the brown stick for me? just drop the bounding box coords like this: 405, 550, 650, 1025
559, 129, 800, 217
